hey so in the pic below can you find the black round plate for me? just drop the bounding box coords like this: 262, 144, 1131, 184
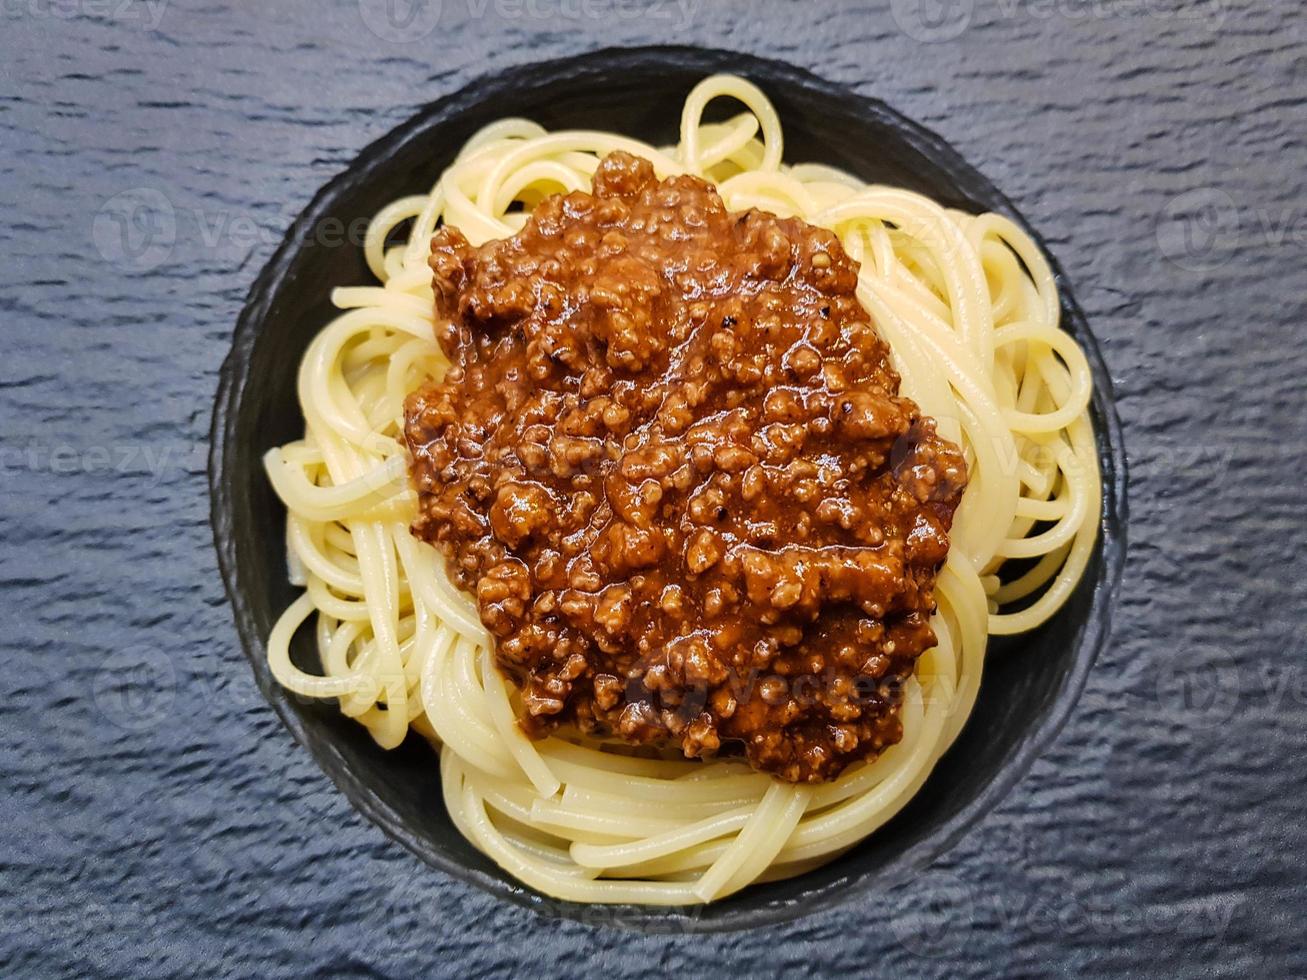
209, 44, 1127, 933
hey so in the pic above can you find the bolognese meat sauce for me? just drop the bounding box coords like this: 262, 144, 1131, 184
404, 151, 967, 782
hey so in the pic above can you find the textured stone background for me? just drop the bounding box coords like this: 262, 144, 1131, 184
1, 1, 1304, 976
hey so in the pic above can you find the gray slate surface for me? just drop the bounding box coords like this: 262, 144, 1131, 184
1, 1, 1303, 976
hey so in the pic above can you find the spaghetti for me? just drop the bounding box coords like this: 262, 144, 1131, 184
262, 74, 1100, 904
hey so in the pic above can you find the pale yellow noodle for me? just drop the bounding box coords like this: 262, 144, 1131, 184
262, 74, 1101, 904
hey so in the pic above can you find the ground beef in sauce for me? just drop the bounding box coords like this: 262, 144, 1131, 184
404, 151, 967, 782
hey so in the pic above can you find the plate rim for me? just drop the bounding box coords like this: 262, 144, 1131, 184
208, 42, 1129, 933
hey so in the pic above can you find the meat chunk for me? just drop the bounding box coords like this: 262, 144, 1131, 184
404, 152, 967, 781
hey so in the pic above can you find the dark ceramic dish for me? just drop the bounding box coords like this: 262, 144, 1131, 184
210, 45, 1127, 933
